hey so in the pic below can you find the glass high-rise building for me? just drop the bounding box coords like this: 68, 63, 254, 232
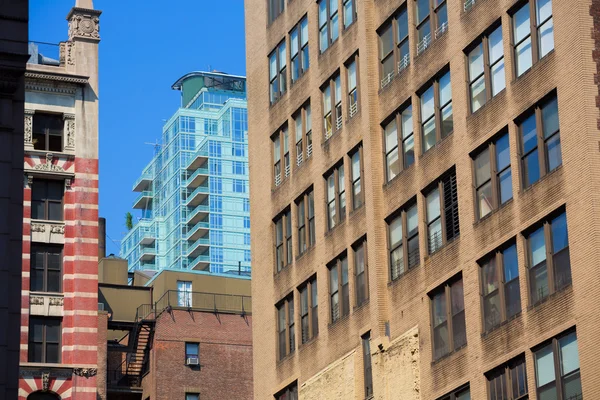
121, 71, 250, 275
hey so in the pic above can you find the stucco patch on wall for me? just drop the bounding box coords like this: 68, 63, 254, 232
300, 350, 356, 400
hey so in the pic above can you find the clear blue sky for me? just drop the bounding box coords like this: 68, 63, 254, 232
30, 0, 247, 255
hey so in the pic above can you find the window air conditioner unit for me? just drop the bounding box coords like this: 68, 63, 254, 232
186, 357, 199, 366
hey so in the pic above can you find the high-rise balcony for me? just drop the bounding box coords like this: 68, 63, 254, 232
188, 238, 210, 257
187, 204, 210, 224
138, 220, 156, 246
186, 167, 209, 189
139, 245, 156, 262
187, 221, 210, 241
133, 190, 153, 209
186, 149, 209, 171
187, 184, 209, 206
132, 171, 153, 192
188, 253, 210, 271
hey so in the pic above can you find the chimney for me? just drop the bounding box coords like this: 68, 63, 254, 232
98, 217, 106, 261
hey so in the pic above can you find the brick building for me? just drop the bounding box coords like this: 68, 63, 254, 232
97, 256, 253, 400
245, 0, 600, 398
19, 1, 101, 398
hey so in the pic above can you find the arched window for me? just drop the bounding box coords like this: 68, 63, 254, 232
27, 392, 60, 400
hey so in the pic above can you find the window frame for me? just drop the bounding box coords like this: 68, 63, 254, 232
290, 16, 309, 83
387, 202, 420, 281
31, 179, 64, 222
269, 40, 287, 105
415, 0, 449, 56
378, 6, 410, 88
28, 317, 61, 364
346, 54, 360, 118
419, 69, 453, 154
275, 381, 299, 400
272, 125, 290, 186
30, 244, 63, 293
276, 295, 295, 360
318, 0, 339, 53
342, 0, 357, 29
322, 73, 343, 140
296, 188, 315, 256
294, 102, 313, 167
486, 355, 528, 400
353, 237, 369, 307
328, 253, 350, 323
268, 0, 285, 24
325, 162, 346, 231
424, 170, 460, 255
383, 103, 415, 182
430, 275, 466, 360
185, 342, 200, 365
349, 145, 364, 211
32, 112, 64, 152
436, 384, 471, 400
299, 276, 318, 344
274, 209, 293, 272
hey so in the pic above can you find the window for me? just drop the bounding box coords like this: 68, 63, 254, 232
185, 342, 199, 365
534, 330, 582, 400
325, 163, 345, 230
296, 189, 315, 255
177, 281, 192, 307
299, 277, 318, 344
32, 180, 63, 221
343, 0, 356, 28
479, 243, 521, 332
272, 126, 290, 186
275, 381, 298, 400
274, 210, 293, 272
388, 203, 419, 281
186, 393, 199, 400
268, 0, 284, 23
322, 74, 342, 140
472, 132, 512, 219
290, 17, 309, 83
379, 7, 410, 87
347, 56, 359, 118
486, 356, 528, 400
512, 0, 554, 77
350, 146, 364, 210
430, 275, 466, 360
294, 103, 312, 166
518, 93, 561, 188
29, 317, 61, 363
33, 113, 63, 152
329, 254, 349, 322
467, 24, 505, 113
269, 41, 287, 104
420, 70, 453, 153
437, 385, 471, 400
362, 332, 373, 398
276, 295, 295, 360
318, 0, 339, 52
354, 239, 368, 307
527, 211, 571, 304
31, 245, 62, 293
416, 0, 448, 55
384, 104, 414, 181
425, 170, 460, 254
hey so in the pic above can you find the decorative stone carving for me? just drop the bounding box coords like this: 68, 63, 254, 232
31, 223, 46, 233
73, 368, 97, 378
26, 174, 33, 188
20, 368, 72, 379
30, 296, 44, 305
68, 7, 101, 41
60, 41, 75, 66
49, 297, 64, 306
50, 225, 65, 234
42, 372, 50, 391
24, 110, 34, 146
64, 114, 75, 149
65, 178, 72, 189
34, 153, 65, 172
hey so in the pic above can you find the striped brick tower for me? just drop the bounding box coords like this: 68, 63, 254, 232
19, 1, 101, 399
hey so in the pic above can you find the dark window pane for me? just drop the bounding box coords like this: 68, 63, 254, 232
46, 322, 60, 342
484, 292, 501, 331
433, 323, 448, 359
505, 279, 521, 319
31, 200, 44, 220
48, 202, 63, 221
524, 149, 540, 187
563, 373, 582, 400
551, 213, 568, 253
452, 310, 467, 349
30, 343, 43, 363
47, 252, 61, 270
554, 248, 571, 290
499, 168, 513, 204
542, 97, 559, 138
47, 270, 61, 292
530, 262, 549, 303
31, 269, 44, 292
521, 114, 538, 154
546, 134, 562, 171
48, 134, 62, 152
33, 132, 45, 150
46, 343, 60, 363
47, 181, 63, 201
496, 134, 510, 171
32, 182, 46, 201
31, 320, 43, 341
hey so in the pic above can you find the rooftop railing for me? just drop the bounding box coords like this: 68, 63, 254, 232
28, 41, 61, 66
155, 290, 251, 316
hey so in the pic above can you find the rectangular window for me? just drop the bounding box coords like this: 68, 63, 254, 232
416, 0, 448, 55
177, 281, 192, 307
388, 203, 419, 281
384, 104, 414, 181
329, 254, 349, 322
29, 317, 61, 363
467, 24, 505, 113
378, 7, 410, 88
437, 385, 471, 400
362, 332, 373, 398
33, 113, 63, 152
272, 126, 290, 186
534, 330, 582, 400
430, 275, 466, 360
294, 103, 312, 166
425, 170, 459, 254
486, 356, 528, 400
31, 245, 62, 293
479, 243, 521, 332
186, 394, 199, 400
354, 238, 368, 307
290, 17, 309, 83
31, 179, 64, 221
185, 342, 199, 365
420, 70, 453, 153
269, 41, 287, 104
276, 295, 295, 360
319, 0, 339, 52
473, 131, 512, 219
299, 276, 318, 344
343, 0, 356, 28
275, 381, 298, 400
325, 163, 345, 230
512, 0, 554, 77
350, 146, 364, 210
322, 73, 342, 140
527, 211, 571, 305
268, 0, 285, 23
296, 189, 315, 255
274, 210, 293, 272
347, 56, 359, 118
518, 93, 561, 188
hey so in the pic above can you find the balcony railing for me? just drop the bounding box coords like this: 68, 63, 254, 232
398, 54, 410, 73
284, 163, 291, 178
336, 115, 343, 130
186, 167, 210, 187
186, 221, 210, 240
187, 184, 209, 205
306, 143, 313, 158
132, 190, 153, 209
187, 204, 210, 223
381, 72, 394, 89
155, 290, 251, 316
464, 0, 476, 11
132, 171, 153, 192
274, 173, 282, 186
188, 254, 211, 270
417, 33, 432, 55
297, 152, 304, 166
28, 41, 60, 66
435, 22, 449, 39
187, 238, 210, 256
349, 101, 358, 118
325, 128, 333, 141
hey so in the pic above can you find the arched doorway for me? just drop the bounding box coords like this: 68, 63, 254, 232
27, 392, 60, 400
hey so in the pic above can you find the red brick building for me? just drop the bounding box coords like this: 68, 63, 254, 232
19, 1, 101, 398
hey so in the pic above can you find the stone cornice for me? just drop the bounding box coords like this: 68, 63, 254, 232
25, 71, 88, 85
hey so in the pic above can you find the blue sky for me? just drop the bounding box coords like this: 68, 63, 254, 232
30, 0, 247, 254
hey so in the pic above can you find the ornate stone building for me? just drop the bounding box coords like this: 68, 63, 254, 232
19, 1, 101, 399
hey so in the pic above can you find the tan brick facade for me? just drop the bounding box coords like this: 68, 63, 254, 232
246, 0, 600, 399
